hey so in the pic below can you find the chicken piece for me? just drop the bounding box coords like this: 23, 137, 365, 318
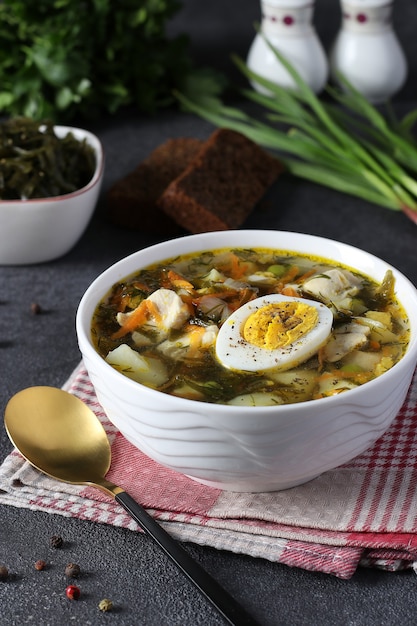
116, 288, 190, 339
365, 311, 392, 330
147, 288, 190, 328
302, 269, 362, 313
323, 321, 370, 363
356, 311, 399, 344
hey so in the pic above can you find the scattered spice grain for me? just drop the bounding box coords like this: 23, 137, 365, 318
98, 598, 113, 612
65, 563, 80, 578
65, 584, 81, 600
30, 302, 42, 315
34, 559, 47, 571
50, 535, 64, 549
0, 564, 9, 581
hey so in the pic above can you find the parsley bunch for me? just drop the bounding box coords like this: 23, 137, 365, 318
0, 0, 192, 121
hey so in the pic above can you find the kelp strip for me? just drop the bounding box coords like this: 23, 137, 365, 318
0, 117, 96, 200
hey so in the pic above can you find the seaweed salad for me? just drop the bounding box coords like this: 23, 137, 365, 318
0, 117, 96, 200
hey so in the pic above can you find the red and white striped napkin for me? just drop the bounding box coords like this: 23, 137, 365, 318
1, 362, 417, 579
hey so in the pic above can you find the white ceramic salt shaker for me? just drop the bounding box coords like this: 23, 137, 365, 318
246, 0, 328, 94
330, 0, 408, 103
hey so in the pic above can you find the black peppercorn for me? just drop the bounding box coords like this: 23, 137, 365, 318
50, 535, 64, 549
30, 302, 42, 315
64, 563, 80, 578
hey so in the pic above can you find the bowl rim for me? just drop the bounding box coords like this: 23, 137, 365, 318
0, 124, 104, 204
76, 229, 417, 414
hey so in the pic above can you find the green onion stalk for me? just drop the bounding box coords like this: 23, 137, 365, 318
176, 32, 417, 225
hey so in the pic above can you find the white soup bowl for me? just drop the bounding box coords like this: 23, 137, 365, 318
0, 125, 104, 265
76, 230, 417, 492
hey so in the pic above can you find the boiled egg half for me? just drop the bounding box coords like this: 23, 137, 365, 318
215, 294, 333, 372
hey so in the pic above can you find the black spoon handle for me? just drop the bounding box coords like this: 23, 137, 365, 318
115, 491, 260, 626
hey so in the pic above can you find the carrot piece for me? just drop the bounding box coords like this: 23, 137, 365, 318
273, 266, 300, 293
160, 269, 192, 290
111, 300, 160, 339
281, 286, 299, 297
214, 289, 240, 300
178, 292, 197, 310
317, 368, 372, 385
316, 371, 336, 382
146, 300, 161, 321
224, 288, 253, 312
280, 265, 299, 284
295, 268, 316, 284
228, 253, 249, 280
184, 324, 206, 357
166, 270, 194, 291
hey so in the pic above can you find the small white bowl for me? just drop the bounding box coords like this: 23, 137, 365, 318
76, 230, 417, 492
0, 125, 104, 265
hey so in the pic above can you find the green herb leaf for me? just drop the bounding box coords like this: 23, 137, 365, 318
0, 0, 222, 121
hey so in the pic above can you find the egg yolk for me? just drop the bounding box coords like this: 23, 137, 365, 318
242, 302, 319, 350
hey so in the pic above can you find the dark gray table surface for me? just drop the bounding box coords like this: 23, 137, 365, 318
1, 1, 417, 624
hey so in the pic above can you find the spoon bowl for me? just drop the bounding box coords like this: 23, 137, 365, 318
4, 386, 257, 626
5, 386, 111, 488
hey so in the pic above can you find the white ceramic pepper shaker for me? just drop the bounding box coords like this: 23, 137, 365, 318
246, 0, 328, 94
330, 0, 408, 103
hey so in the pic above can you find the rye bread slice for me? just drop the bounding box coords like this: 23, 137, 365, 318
107, 137, 204, 233
157, 128, 283, 233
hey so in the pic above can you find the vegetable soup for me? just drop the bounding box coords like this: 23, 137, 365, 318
91, 248, 409, 406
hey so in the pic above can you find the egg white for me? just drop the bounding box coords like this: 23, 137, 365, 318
215, 294, 333, 373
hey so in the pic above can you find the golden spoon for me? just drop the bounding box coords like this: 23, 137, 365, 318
4, 386, 259, 626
